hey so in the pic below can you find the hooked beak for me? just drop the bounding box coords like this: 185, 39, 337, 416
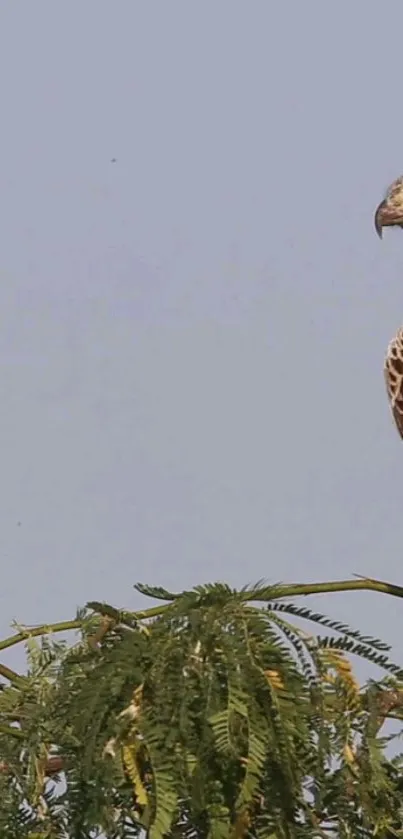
374, 200, 386, 238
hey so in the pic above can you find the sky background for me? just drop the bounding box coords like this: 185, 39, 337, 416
1, 1, 403, 679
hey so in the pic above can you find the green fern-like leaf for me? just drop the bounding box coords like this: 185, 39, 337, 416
134, 584, 180, 601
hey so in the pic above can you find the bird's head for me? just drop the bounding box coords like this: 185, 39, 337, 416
375, 176, 403, 238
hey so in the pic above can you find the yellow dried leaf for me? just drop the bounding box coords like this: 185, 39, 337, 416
265, 669, 284, 690
122, 743, 148, 808
343, 743, 356, 765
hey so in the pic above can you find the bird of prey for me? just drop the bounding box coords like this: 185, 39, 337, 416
375, 176, 403, 238
384, 327, 403, 439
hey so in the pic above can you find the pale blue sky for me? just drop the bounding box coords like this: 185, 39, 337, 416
2, 2, 403, 676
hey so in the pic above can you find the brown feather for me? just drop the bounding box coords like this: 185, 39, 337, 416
384, 328, 403, 439
375, 176, 403, 237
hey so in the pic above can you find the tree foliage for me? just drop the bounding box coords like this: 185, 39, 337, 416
1, 580, 403, 838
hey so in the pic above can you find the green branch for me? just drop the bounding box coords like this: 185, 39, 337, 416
0, 619, 83, 652
1, 577, 403, 661
0, 662, 27, 687
130, 575, 403, 615
249, 575, 403, 602
0, 723, 23, 739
